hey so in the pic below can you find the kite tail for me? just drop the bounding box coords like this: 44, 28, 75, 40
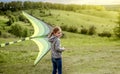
0, 37, 32, 47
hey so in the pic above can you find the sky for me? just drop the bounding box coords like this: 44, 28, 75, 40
0, 0, 120, 5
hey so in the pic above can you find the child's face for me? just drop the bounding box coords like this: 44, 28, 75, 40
54, 30, 62, 38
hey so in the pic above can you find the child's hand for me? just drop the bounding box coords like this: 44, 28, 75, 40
62, 47, 65, 51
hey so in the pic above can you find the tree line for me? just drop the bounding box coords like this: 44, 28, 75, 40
0, 1, 106, 12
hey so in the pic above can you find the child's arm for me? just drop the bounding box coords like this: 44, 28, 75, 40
54, 39, 64, 52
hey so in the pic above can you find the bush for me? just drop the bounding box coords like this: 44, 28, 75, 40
114, 27, 120, 38
6, 19, 13, 26
114, 12, 120, 38
60, 25, 68, 31
81, 27, 88, 34
98, 31, 111, 37
7, 15, 16, 26
8, 23, 30, 37
0, 10, 4, 15
22, 28, 30, 37
88, 25, 96, 35
19, 14, 28, 23
4, 10, 12, 16
1, 32, 13, 38
67, 26, 77, 33
0, 31, 1, 35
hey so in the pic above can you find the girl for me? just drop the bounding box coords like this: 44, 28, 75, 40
48, 26, 65, 74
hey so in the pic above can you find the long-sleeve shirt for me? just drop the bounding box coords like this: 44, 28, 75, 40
49, 35, 64, 58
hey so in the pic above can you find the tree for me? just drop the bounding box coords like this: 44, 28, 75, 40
114, 12, 120, 38
7, 15, 16, 26
88, 25, 96, 35
0, 2, 4, 10
8, 23, 30, 37
23, 1, 31, 9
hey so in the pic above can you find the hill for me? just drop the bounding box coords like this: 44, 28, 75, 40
0, 31, 120, 74
0, 8, 120, 74
0, 9, 119, 38
104, 5, 120, 11
25, 9, 118, 34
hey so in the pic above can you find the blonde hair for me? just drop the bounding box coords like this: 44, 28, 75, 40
48, 26, 61, 38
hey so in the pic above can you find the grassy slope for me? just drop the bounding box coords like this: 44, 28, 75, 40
62, 32, 120, 74
0, 32, 120, 74
0, 9, 120, 74
104, 5, 120, 11
30, 9, 118, 33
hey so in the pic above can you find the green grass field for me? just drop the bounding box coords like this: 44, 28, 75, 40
0, 8, 120, 74
28, 9, 118, 33
0, 32, 120, 74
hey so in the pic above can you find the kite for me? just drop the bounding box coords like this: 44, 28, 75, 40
0, 11, 52, 65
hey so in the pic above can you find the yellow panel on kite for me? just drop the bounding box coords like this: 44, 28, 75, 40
23, 11, 51, 65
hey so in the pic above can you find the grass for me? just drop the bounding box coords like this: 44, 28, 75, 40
0, 31, 120, 74
62, 32, 120, 74
0, 8, 120, 74
0, 9, 119, 35
27, 9, 119, 33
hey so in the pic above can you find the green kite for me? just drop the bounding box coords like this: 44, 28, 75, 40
0, 11, 52, 65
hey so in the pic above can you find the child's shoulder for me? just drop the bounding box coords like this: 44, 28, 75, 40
49, 36, 57, 43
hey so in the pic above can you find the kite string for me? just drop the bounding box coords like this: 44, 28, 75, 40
0, 35, 48, 47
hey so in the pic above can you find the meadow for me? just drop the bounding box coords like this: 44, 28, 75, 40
26, 9, 118, 33
0, 32, 120, 74
0, 8, 120, 74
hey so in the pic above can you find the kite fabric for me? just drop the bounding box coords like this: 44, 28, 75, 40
0, 11, 52, 66
23, 11, 51, 65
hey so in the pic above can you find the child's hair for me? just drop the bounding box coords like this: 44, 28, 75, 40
48, 26, 61, 38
